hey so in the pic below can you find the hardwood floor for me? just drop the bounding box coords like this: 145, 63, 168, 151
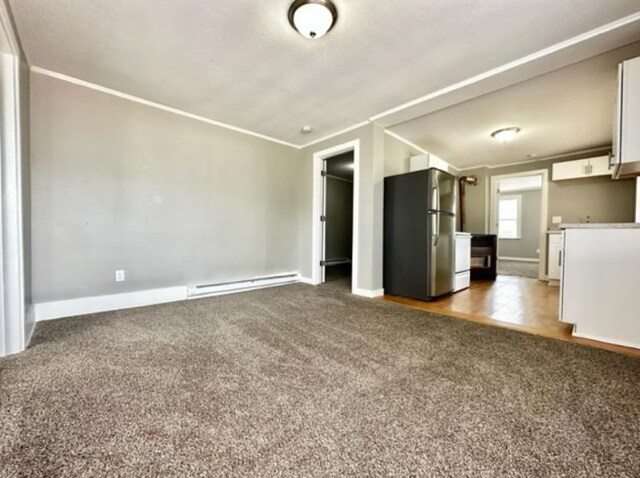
383, 275, 640, 358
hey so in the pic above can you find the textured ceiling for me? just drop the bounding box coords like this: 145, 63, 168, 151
9, 0, 640, 146
389, 42, 640, 169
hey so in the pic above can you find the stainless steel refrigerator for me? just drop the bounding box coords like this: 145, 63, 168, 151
383, 168, 457, 300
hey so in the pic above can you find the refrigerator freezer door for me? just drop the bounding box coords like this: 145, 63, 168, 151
428, 212, 455, 298
428, 168, 457, 214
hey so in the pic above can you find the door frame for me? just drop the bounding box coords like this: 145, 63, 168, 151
311, 139, 360, 293
489, 169, 549, 280
0, 3, 26, 357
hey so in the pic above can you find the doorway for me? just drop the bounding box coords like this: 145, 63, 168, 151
321, 152, 354, 287
489, 170, 549, 280
311, 139, 360, 294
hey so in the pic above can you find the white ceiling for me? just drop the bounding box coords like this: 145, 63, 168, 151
390, 41, 640, 169
9, 0, 640, 146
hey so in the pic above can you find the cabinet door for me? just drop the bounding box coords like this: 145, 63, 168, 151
547, 234, 563, 280
587, 155, 612, 177
621, 57, 640, 166
552, 159, 588, 181
455, 235, 471, 272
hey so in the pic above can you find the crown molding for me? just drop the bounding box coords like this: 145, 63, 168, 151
30, 66, 300, 149
297, 12, 640, 153
28, 11, 640, 155
370, 11, 640, 124
454, 146, 612, 172
383, 129, 429, 155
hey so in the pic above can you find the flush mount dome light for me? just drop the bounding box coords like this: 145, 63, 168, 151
288, 0, 338, 39
491, 127, 521, 143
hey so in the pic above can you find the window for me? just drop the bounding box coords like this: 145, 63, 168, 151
498, 195, 521, 239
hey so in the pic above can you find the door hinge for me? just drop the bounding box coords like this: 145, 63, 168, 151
320, 260, 326, 267
321, 170, 327, 177
320, 215, 327, 222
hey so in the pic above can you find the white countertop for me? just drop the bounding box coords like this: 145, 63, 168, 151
559, 223, 640, 229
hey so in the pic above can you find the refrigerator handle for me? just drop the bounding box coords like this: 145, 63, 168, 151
432, 186, 439, 211
432, 213, 439, 246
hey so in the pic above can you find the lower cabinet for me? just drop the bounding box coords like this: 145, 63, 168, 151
454, 233, 471, 292
547, 232, 563, 281
560, 226, 640, 349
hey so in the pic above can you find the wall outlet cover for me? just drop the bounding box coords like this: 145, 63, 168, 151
115, 270, 126, 282
552, 216, 562, 224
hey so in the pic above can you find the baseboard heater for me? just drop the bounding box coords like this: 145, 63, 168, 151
187, 272, 300, 299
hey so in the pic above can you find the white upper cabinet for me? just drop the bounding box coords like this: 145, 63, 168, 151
409, 154, 451, 173
613, 56, 640, 178
587, 155, 612, 177
552, 159, 589, 181
551, 156, 611, 181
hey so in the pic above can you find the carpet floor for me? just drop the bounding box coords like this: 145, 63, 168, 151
1, 280, 639, 477
497, 260, 540, 279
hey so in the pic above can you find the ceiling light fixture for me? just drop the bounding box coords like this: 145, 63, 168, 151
288, 0, 338, 40
491, 127, 521, 143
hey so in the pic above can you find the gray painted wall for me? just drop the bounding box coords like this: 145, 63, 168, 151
498, 189, 541, 259
298, 123, 381, 291
458, 166, 488, 233
298, 127, 427, 293
461, 155, 636, 278
463, 156, 636, 234
383, 133, 423, 177
490, 155, 636, 228
30, 72, 302, 302
31, 79, 424, 302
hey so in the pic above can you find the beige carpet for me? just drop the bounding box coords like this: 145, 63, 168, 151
1, 280, 639, 477
497, 259, 540, 279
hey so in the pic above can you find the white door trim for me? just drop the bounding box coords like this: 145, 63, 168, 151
489, 169, 549, 281
0, 2, 26, 357
312, 139, 360, 294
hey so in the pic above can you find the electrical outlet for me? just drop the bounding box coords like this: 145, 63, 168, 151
115, 270, 126, 282
552, 216, 562, 224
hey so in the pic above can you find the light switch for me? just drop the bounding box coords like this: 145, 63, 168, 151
552, 216, 562, 224
115, 270, 126, 282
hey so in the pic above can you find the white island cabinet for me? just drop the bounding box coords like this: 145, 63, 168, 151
560, 224, 640, 349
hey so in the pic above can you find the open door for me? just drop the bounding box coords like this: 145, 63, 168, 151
320, 159, 327, 283
320, 152, 354, 285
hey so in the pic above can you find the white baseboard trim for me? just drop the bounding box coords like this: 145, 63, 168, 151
352, 287, 385, 298
299, 276, 317, 285
188, 272, 300, 299
572, 330, 640, 350
34, 286, 188, 322
33, 272, 308, 322
498, 256, 539, 263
